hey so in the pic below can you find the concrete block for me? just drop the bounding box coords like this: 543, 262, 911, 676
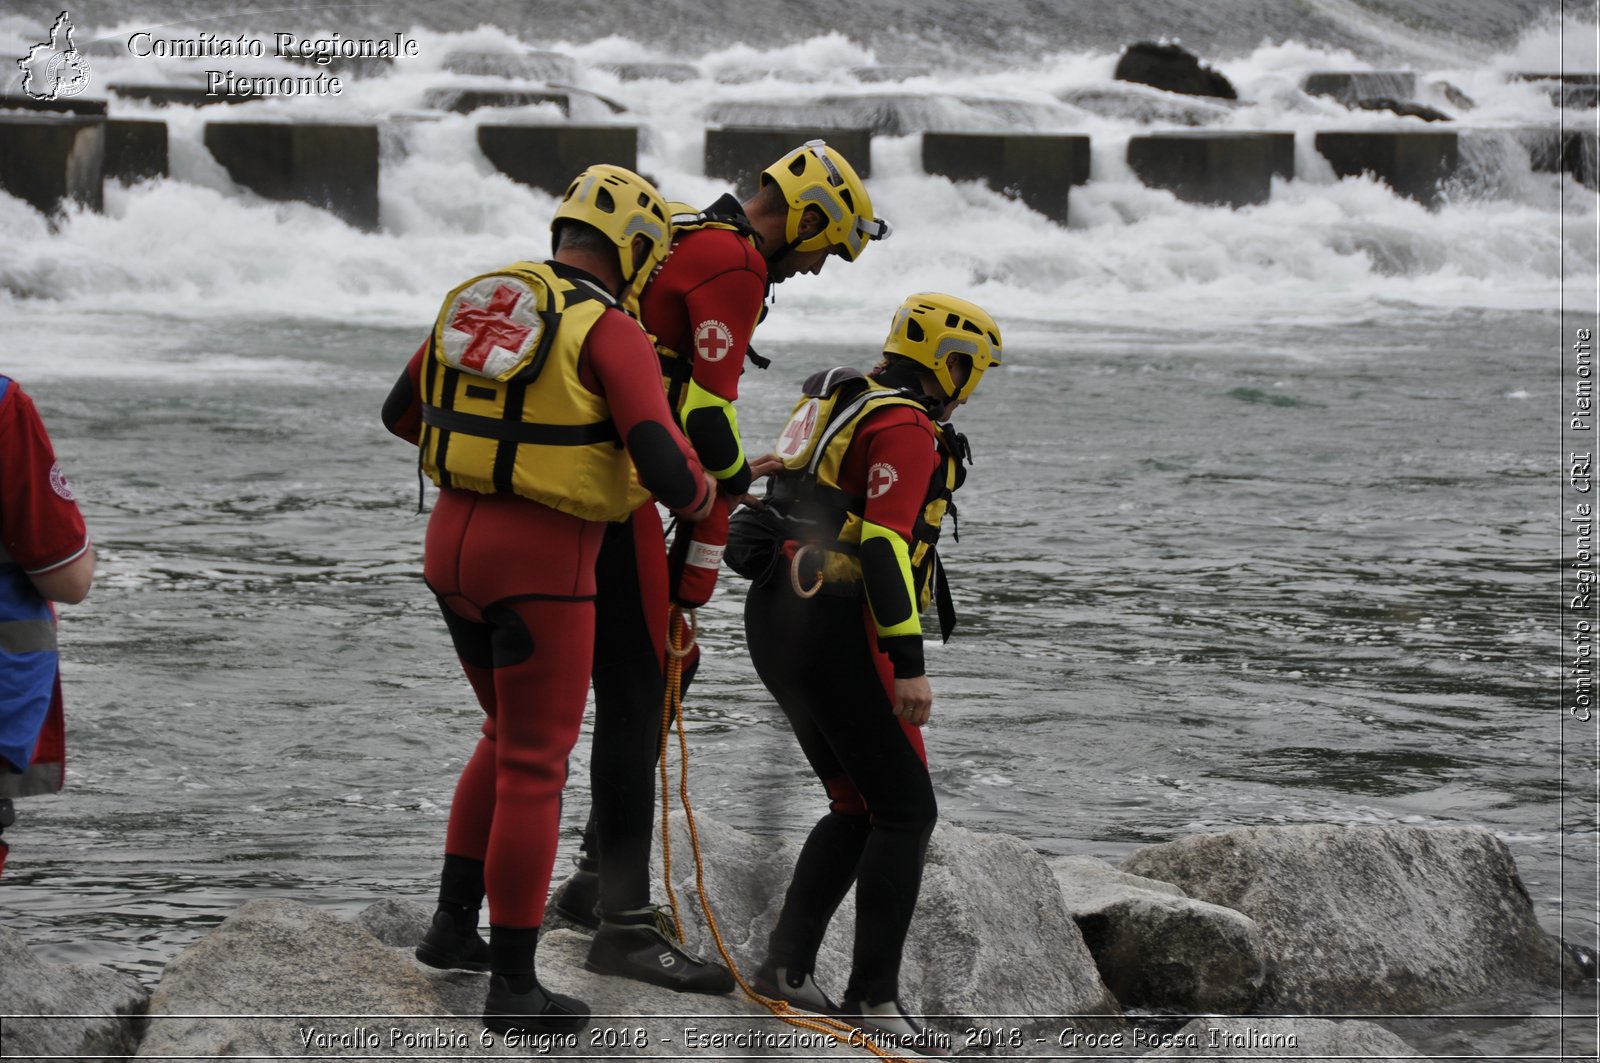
104, 118, 168, 181
0, 94, 107, 116
922, 131, 1090, 223
1314, 130, 1459, 206
704, 126, 872, 196
1304, 71, 1418, 102
601, 62, 698, 83
423, 87, 570, 115
477, 124, 638, 194
203, 121, 379, 230
1126, 131, 1294, 207
0, 114, 103, 214
108, 82, 247, 107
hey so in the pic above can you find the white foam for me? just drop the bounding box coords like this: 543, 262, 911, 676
1, 21, 1591, 338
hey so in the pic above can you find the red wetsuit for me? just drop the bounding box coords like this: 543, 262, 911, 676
744, 387, 949, 1007
384, 280, 709, 930
581, 209, 771, 917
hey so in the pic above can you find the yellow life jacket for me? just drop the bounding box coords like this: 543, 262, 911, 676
768, 368, 964, 635
418, 260, 650, 523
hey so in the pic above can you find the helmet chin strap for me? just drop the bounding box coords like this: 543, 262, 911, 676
874, 359, 950, 419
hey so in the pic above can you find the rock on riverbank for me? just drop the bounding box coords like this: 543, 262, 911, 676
7, 816, 1586, 1060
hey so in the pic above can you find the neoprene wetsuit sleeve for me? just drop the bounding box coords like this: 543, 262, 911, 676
680, 264, 763, 496
381, 340, 426, 445
585, 312, 711, 516
855, 415, 942, 679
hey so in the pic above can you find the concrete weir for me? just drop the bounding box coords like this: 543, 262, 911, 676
1126, 131, 1294, 207
477, 125, 638, 195
423, 87, 570, 115
204, 122, 380, 230
1314, 130, 1458, 206
704, 126, 872, 195
0, 114, 104, 215
921, 132, 1090, 223
105, 119, 168, 182
108, 83, 247, 107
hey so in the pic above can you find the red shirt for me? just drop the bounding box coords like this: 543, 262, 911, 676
0, 379, 89, 575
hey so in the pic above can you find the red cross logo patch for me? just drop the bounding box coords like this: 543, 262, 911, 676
866, 462, 899, 499
694, 320, 734, 363
440, 277, 542, 379
777, 400, 819, 459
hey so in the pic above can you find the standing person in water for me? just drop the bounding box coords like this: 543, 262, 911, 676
0, 374, 95, 878
739, 293, 1002, 1047
381, 165, 715, 1033
551, 141, 890, 995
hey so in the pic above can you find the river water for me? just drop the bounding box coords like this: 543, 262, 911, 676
1, 0, 1596, 1057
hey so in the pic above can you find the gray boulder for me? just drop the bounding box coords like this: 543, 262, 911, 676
357, 896, 433, 946
1121, 825, 1572, 1011
648, 812, 1119, 1029
0, 925, 149, 1060
1052, 854, 1265, 1014
1142, 1017, 1417, 1060
137, 898, 479, 1059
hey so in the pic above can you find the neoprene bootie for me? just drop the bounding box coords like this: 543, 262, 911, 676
839, 998, 950, 1057
483, 974, 588, 1035
415, 854, 489, 971
753, 960, 837, 1013
415, 909, 490, 972
584, 905, 735, 994
548, 855, 601, 931
483, 927, 588, 1035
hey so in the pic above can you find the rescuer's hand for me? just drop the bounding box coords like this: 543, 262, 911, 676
748, 452, 783, 480
892, 675, 933, 727
676, 471, 718, 524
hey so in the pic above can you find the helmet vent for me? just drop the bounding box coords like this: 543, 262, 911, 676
905, 319, 925, 342
961, 319, 983, 335
788, 155, 807, 176
594, 187, 616, 214
839, 188, 855, 213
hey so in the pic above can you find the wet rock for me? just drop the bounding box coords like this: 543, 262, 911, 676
1432, 80, 1476, 110
0, 924, 149, 1061
1114, 41, 1237, 100
1121, 825, 1573, 1012
1059, 84, 1234, 127
357, 896, 432, 946
645, 812, 1120, 1029
1352, 97, 1452, 122
1052, 855, 1265, 1014
1143, 1017, 1418, 1060
137, 898, 471, 1058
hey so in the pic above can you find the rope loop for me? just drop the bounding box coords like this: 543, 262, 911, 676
789, 543, 825, 598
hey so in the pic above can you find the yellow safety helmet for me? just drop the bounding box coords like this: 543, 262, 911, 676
882, 292, 1002, 404
551, 164, 671, 306
760, 139, 890, 262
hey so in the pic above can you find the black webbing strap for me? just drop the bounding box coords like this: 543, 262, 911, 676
421, 406, 619, 446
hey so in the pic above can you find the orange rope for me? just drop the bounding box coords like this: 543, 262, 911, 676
657, 604, 917, 1063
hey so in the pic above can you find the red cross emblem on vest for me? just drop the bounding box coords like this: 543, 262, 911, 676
866, 462, 899, 499
694, 320, 734, 363
778, 400, 818, 459
451, 284, 534, 372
